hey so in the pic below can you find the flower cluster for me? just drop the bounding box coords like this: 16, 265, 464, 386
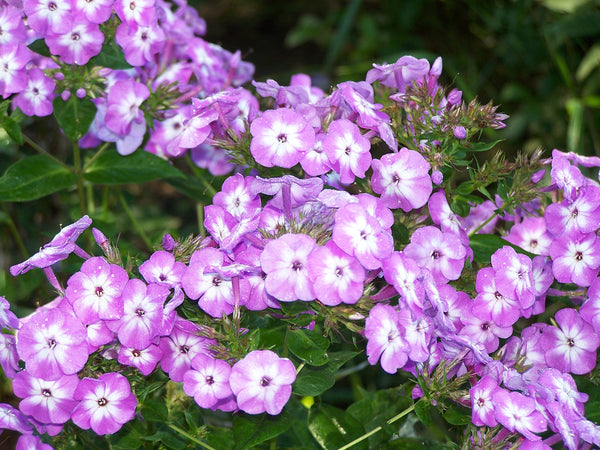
2, 3, 600, 447
1, 0, 253, 166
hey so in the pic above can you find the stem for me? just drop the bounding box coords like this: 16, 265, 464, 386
82, 141, 110, 171
467, 210, 499, 237
166, 423, 217, 450
118, 190, 152, 251
338, 403, 415, 450
73, 141, 86, 216
1, 202, 28, 258
22, 134, 69, 168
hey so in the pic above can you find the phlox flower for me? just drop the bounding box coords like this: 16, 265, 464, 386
364, 304, 409, 374
579, 276, 600, 334
65, 256, 128, 324
71, 372, 137, 435
491, 246, 536, 308
16, 435, 53, 450
470, 376, 499, 427
366, 55, 432, 91
307, 241, 365, 306
23, 0, 73, 34
458, 308, 512, 354
139, 250, 186, 289
116, 21, 166, 66
545, 185, 600, 237
213, 174, 261, 221
551, 155, 586, 201
504, 217, 552, 256
159, 318, 217, 382
492, 389, 547, 441
12, 371, 79, 424
537, 368, 588, 416
107, 279, 170, 349
541, 308, 600, 375
250, 108, 315, 168
300, 133, 331, 176
0, 296, 19, 330
45, 19, 104, 65
16, 307, 88, 380
0, 6, 27, 45
473, 267, 521, 327
12, 68, 55, 117
381, 251, 424, 314
72, 0, 114, 24
371, 148, 432, 211
117, 344, 163, 376
0, 43, 31, 98
182, 248, 235, 317
229, 350, 296, 415
404, 226, 467, 283
0, 403, 33, 435
260, 233, 317, 302
105, 79, 149, 137
550, 231, 600, 287
332, 202, 393, 270
183, 354, 233, 409
0, 333, 19, 378
322, 118, 371, 184
114, 0, 156, 26
10, 215, 91, 276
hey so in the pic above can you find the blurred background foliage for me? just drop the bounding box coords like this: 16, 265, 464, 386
2, 0, 600, 316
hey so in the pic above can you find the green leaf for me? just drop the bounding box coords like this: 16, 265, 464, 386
454, 181, 474, 195
165, 174, 221, 203
294, 351, 359, 396
442, 404, 472, 426
0, 155, 76, 201
287, 328, 330, 366
233, 410, 291, 450
566, 98, 584, 152
84, 149, 186, 184
52, 95, 97, 140
28, 39, 52, 57
469, 234, 536, 265
205, 426, 234, 449
414, 399, 432, 426
1, 116, 23, 145
89, 40, 133, 70
308, 404, 366, 450
455, 139, 503, 153
141, 398, 169, 422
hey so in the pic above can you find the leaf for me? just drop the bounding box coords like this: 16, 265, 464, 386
0, 155, 76, 201
84, 149, 185, 184
293, 351, 359, 396
469, 234, 536, 265
576, 44, 600, 82
442, 404, 472, 426
233, 410, 291, 450
287, 328, 330, 366
28, 39, 52, 57
141, 398, 169, 422
52, 95, 97, 140
1, 115, 23, 145
165, 174, 221, 203
89, 40, 133, 70
308, 404, 366, 450
455, 139, 503, 153
414, 399, 432, 426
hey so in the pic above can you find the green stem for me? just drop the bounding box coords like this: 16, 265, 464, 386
1, 202, 28, 258
166, 423, 217, 450
467, 210, 499, 237
82, 141, 110, 171
338, 403, 416, 450
73, 141, 86, 216
22, 134, 70, 169
118, 190, 152, 251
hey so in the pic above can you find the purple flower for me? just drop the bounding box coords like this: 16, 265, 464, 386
45, 19, 104, 65
473, 267, 521, 327
0, 403, 33, 435
505, 217, 552, 256
107, 279, 170, 349
117, 344, 163, 376
0, 333, 19, 378
229, 350, 296, 415
0, 296, 19, 330
492, 389, 547, 441
366, 55, 432, 91
12, 370, 79, 424
322, 119, 371, 184
139, 250, 186, 288
332, 202, 393, 270
250, 108, 315, 168
10, 215, 92, 276
545, 186, 600, 237
541, 308, 600, 374
382, 252, 424, 313
458, 307, 512, 354
73, 0, 114, 24
580, 277, 600, 334
491, 246, 536, 309
300, 134, 331, 176
364, 304, 409, 374
406, 226, 467, 283
0, 43, 31, 98
182, 248, 235, 317
12, 68, 55, 117
371, 148, 432, 211
114, 0, 156, 26
65, 256, 128, 324
16, 435, 53, 450
213, 174, 261, 221
470, 376, 499, 427
115, 21, 165, 66
260, 233, 317, 302
71, 372, 137, 435
0, 6, 27, 46
159, 318, 216, 382
549, 231, 600, 287
105, 79, 149, 137
307, 241, 365, 306
23, 0, 73, 34
183, 354, 233, 409
16, 308, 88, 380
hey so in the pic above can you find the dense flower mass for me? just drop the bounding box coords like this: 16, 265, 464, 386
2, 1, 600, 449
